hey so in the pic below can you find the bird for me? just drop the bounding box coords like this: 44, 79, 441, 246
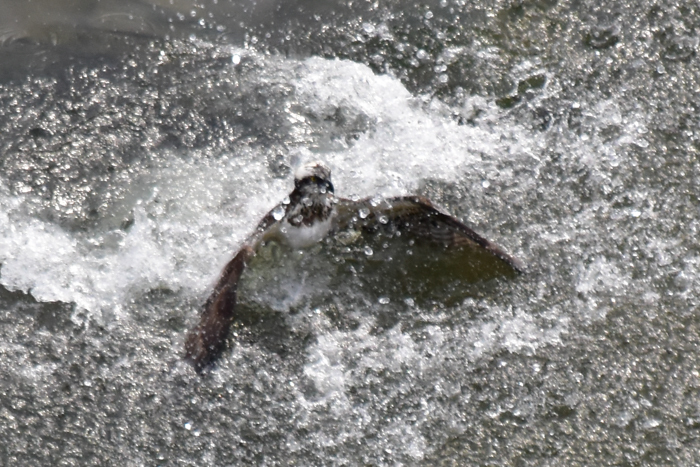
184, 162, 524, 372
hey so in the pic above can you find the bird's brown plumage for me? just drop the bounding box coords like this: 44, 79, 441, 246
185, 167, 523, 373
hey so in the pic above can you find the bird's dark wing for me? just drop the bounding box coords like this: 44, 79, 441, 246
184, 207, 280, 373
333, 196, 525, 279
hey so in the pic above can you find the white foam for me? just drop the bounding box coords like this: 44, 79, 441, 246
0, 54, 537, 321
291, 56, 536, 198
0, 156, 285, 320
459, 307, 568, 359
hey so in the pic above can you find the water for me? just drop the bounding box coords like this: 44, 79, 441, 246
1, 0, 699, 465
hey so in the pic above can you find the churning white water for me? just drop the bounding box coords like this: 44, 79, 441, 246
1, 1, 699, 464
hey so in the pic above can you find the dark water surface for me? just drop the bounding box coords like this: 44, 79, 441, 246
1, 0, 700, 465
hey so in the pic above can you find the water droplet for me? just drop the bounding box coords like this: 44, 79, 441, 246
272, 205, 285, 220
184, 421, 193, 430
482, 180, 491, 188
379, 297, 390, 304
232, 54, 241, 65
359, 207, 370, 219
364, 246, 373, 256
282, 195, 290, 205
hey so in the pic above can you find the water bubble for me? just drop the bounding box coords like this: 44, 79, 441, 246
232, 54, 241, 65
359, 207, 370, 219
272, 205, 286, 220
663, 35, 698, 62
416, 49, 429, 60
362, 23, 375, 34
282, 195, 290, 205
378, 297, 390, 304
379, 215, 388, 224
364, 246, 373, 256
643, 418, 661, 429
424, 11, 434, 19
404, 297, 415, 306
482, 180, 491, 188
184, 421, 193, 430
583, 25, 619, 49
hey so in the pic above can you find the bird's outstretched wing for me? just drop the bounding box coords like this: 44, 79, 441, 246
333, 196, 525, 280
184, 209, 279, 373
185, 196, 524, 372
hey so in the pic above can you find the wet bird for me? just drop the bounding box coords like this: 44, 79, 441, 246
185, 162, 524, 372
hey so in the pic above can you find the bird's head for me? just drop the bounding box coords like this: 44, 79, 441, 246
294, 161, 334, 194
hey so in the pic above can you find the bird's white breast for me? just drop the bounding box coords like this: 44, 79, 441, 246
281, 214, 334, 249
